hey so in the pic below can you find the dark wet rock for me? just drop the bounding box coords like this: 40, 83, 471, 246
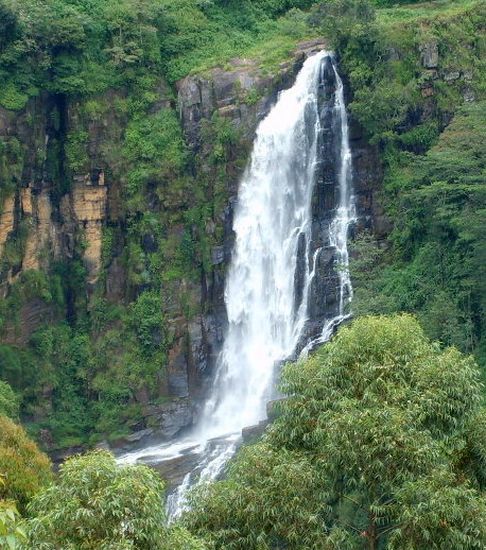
110, 399, 195, 454
211, 245, 225, 265
145, 399, 194, 439
2, 298, 58, 345
176, 38, 328, 153
242, 420, 268, 442
188, 318, 205, 369
387, 47, 401, 61
95, 440, 111, 451
463, 88, 475, 102
125, 428, 155, 444
168, 341, 190, 398
141, 232, 158, 253
153, 450, 201, 490
444, 70, 461, 82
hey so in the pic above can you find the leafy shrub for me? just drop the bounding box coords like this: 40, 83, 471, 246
25, 450, 206, 549
128, 290, 165, 355
0, 381, 19, 420
0, 500, 27, 550
0, 416, 52, 513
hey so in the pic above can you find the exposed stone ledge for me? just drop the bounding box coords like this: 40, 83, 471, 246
176, 38, 328, 150
62, 180, 108, 285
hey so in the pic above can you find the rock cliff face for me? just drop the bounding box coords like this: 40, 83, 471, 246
0, 39, 385, 450
173, 39, 343, 394
173, 43, 385, 420
0, 95, 111, 289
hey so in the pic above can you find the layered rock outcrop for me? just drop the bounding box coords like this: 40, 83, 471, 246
0, 195, 15, 261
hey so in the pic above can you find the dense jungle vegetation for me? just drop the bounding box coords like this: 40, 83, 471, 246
0, 0, 482, 449
0, 0, 485, 547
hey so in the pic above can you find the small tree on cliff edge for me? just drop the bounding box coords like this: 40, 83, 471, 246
184, 315, 486, 549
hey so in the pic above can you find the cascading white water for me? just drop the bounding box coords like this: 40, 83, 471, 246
198, 50, 327, 438
300, 55, 355, 357
119, 50, 355, 519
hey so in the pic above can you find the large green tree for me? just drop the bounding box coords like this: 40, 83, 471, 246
25, 450, 205, 549
184, 315, 486, 549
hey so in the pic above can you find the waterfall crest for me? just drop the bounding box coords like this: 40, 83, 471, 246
120, 50, 355, 519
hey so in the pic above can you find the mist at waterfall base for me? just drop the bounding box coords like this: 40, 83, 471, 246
119, 50, 355, 518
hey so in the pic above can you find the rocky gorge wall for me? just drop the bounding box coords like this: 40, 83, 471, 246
0, 39, 385, 453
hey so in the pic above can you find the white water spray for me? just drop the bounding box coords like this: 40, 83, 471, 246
119, 50, 355, 518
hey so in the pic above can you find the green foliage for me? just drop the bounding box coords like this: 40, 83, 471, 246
28, 324, 95, 447
0, 270, 63, 334
0, 83, 29, 112
0, 0, 165, 106
0, 416, 52, 513
352, 102, 486, 365
0, 381, 19, 420
373, 0, 422, 5
389, 468, 486, 549
165, 526, 208, 550
128, 290, 165, 355
311, 0, 484, 143
0, 0, 319, 111
65, 130, 89, 172
185, 443, 332, 548
124, 109, 187, 202
25, 450, 168, 549
184, 315, 486, 549
158, 0, 318, 81
0, 500, 27, 550
311, 0, 376, 46
0, 282, 169, 447
0, 140, 23, 204
0, 346, 37, 401
102, 0, 162, 70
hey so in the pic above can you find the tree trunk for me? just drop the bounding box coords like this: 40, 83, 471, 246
368, 514, 378, 550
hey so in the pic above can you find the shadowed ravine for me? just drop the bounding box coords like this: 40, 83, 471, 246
118, 50, 355, 519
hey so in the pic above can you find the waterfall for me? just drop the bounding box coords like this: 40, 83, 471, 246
197, 50, 327, 440
119, 50, 355, 519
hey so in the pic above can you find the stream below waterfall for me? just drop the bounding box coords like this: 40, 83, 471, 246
119, 50, 355, 519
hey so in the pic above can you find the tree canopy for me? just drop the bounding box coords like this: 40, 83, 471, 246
0, 381, 19, 420
25, 449, 205, 549
184, 315, 486, 549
